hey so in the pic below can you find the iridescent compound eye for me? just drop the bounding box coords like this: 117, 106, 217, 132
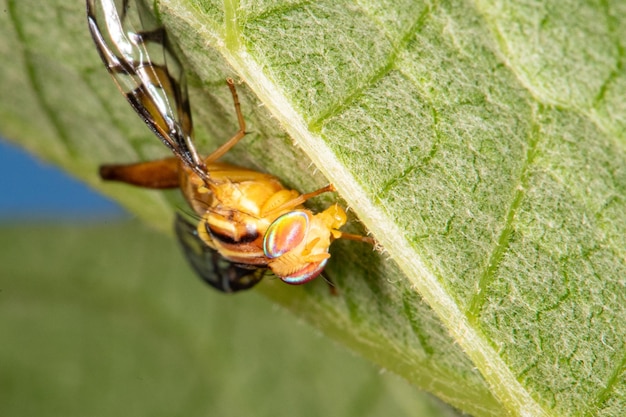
263, 211, 329, 285
263, 211, 309, 259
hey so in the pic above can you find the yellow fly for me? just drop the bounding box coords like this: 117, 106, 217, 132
86, 0, 373, 292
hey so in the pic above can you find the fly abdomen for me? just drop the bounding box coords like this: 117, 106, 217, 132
202, 215, 269, 267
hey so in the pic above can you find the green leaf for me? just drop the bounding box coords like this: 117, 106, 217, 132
2, 0, 626, 416
0, 222, 458, 417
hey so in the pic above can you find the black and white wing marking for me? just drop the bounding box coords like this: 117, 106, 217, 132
86, 0, 207, 181
174, 214, 266, 293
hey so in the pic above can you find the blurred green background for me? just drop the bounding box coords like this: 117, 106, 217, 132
0, 140, 461, 416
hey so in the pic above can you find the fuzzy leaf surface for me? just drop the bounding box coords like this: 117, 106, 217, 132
2, 0, 626, 415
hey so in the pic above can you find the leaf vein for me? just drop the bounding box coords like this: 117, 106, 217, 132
241, 0, 313, 24
7, 0, 77, 157
465, 105, 543, 321
586, 345, 626, 416
308, 3, 433, 131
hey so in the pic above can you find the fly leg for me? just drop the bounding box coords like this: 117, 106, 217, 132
333, 231, 376, 245
204, 79, 248, 163
262, 184, 336, 218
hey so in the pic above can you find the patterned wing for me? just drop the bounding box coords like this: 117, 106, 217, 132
174, 214, 266, 293
86, 0, 206, 180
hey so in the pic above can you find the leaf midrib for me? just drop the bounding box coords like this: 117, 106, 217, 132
217, 1, 550, 415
